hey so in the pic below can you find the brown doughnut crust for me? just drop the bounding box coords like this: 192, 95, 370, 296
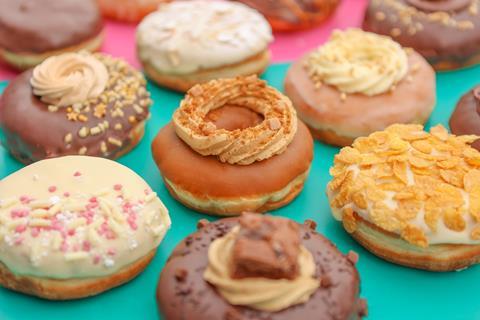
363, 0, 480, 71
284, 51, 436, 147
344, 213, 480, 271
231, 0, 340, 31
157, 218, 367, 320
0, 250, 155, 300
0, 32, 104, 71
449, 86, 480, 150
0, 0, 103, 68
151, 106, 314, 216
140, 50, 270, 93
0, 55, 151, 164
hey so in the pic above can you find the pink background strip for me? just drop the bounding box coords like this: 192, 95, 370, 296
0, 0, 368, 81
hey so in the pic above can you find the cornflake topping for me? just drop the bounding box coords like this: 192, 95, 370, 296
327, 124, 480, 247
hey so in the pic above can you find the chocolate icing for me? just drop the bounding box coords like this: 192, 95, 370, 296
157, 218, 367, 320
449, 86, 480, 150
0, 0, 103, 53
0, 56, 151, 163
363, 0, 480, 65
151, 106, 313, 198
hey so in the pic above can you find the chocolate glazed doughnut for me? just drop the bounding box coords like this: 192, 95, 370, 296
0, 53, 152, 164
450, 86, 480, 150
0, 0, 104, 70
157, 216, 367, 320
363, 0, 480, 70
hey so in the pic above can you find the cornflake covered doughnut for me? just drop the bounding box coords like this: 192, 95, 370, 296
231, 0, 340, 31
157, 214, 367, 320
363, 0, 480, 70
152, 76, 313, 216
136, 1, 273, 92
284, 28, 436, 147
327, 124, 480, 271
0, 156, 171, 299
0, 52, 152, 164
0, 0, 104, 70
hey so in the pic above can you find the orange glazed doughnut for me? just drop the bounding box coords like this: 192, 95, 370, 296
97, 0, 170, 23
284, 29, 436, 147
152, 76, 313, 216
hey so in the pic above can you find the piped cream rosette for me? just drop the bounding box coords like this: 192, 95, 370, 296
172, 76, 297, 165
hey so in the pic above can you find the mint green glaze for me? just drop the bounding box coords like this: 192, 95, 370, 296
1, 63, 480, 320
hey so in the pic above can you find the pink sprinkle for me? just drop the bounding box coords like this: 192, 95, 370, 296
105, 230, 116, 240
89, 197, 97, 203
86, 202, 98, 210
11, 208, 30, 218
48, 186, 57, 193
31, 228, 40, 238
107, 248, 116, 256
60, 242, 69, 253
113, 184, 123, 191
93, 255, 101, 264
14, 237, 24, 246
19, 195, 33, 204
144, 188, 151, 195
15, 224, 27, 233
67, 229, 75, 236
128, 221, 138, 231
63, 192, 70, 197
73, 171, 82, 177
82, 241, 91, 252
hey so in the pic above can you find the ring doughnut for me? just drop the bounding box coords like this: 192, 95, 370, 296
450, 85, 480, 150
173, 76, 297, 165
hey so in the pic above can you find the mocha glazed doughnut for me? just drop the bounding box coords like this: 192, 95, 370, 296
0, 0, 104, 70
363, 0, 480, 70
284, 29, 436, 147
0, 156, 171, 299
152, 76, 313, 216
231, 0, 340, 31
450, 86, 480, 150
327, 124, 480, 271
136, 1, 273, 92
157, 214, 367, 320
0, 52, 152, 164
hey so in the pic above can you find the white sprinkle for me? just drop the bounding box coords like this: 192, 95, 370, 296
32, 174, 40, 181
128, 239, 138, 250
50, 196, 61, 205
104, 257, 115, 268
65, 252, 89, 261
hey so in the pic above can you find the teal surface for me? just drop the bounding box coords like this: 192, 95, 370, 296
1, 63, 480, 320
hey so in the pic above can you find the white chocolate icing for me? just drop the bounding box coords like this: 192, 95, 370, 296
136, 1, 272, 75
307, 29, 408, 96
0, 156, 170, 279
203, 226, 319, 312
30, 52, 108, 107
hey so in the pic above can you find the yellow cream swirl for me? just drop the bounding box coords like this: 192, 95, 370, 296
307, 28, 408, 96
203, 227, 320, 312
173, 76, 297, 165
30, 52, 108, 107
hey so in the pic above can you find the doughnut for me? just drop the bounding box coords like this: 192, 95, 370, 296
363, 0, 480, 71
327, 124, 480, 271
136, 1, 273, 92
0, 156, 171, 299
0, 52, 152, 164
284, 28, 436, 147
157, 213, 367, 319
151, 76, 313, 216
231, 0, 340, 31
450, 86, 480, 150
0, 0, 104, 70
97, 0, 171, 22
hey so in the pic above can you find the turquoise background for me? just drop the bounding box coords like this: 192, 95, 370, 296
1, 63, 480, 319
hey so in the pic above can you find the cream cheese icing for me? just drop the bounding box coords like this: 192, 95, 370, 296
136, 0, 273, 75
